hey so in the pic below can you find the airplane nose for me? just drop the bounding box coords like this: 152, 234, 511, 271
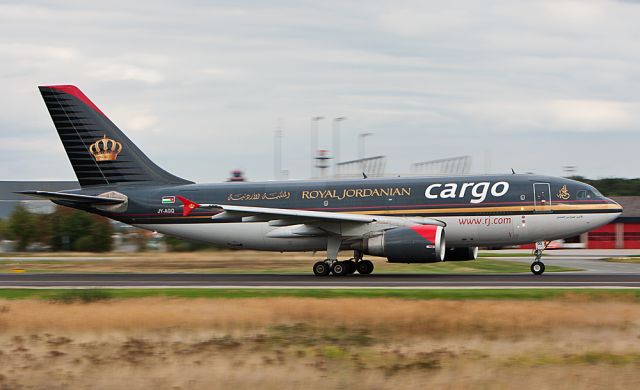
608, 197, 622, 210
606, 197, 623, 219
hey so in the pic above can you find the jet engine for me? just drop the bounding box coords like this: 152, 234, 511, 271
363, 225, 445, 263
444, 246, 479, 261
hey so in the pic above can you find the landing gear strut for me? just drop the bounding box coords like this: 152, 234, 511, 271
530, 241, 547, 275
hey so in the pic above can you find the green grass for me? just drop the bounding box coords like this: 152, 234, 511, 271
0, 288, 639, 301
383, 259, 577, 273
604, 257, 640, 264
50, 289, 115, 303
478, 253, 534, 258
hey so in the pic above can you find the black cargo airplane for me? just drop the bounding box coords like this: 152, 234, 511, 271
20, 86, 622, 276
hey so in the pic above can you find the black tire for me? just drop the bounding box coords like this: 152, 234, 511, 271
331, 261, 347, 276
313, 261, 331, 276
345, 260, 357, 274
531, 261, 545, 275
357, 260, 374, 275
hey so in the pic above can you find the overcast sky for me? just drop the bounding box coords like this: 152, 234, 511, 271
1, 0, 640, 182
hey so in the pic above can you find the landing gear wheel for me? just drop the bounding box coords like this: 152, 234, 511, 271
357, 260, 374, 275
531, 261, 545, 275
313, 261, 331, 276
331, 261, 348, 276
345, 260, 357, 274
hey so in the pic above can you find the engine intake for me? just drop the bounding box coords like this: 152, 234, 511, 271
363, 225, 445, 263
444, 247, 479, 261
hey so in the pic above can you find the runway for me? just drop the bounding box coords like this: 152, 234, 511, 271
1, 273, 639, 288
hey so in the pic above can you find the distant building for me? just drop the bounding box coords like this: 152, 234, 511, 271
0, 181, 79, 218
585, 196, 640, 249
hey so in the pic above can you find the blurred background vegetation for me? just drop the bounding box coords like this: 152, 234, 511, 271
0, 205, 215, 252
3, 204, 113, 252
569, 177, 640, 196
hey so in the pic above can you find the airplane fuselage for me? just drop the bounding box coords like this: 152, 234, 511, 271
71, 174, 621, 252
32, 85, 623, 274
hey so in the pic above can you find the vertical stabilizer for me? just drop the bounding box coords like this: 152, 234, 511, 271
39, 85, 191, 187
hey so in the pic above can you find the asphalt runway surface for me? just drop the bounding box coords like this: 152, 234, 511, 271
1, 273, 640, 288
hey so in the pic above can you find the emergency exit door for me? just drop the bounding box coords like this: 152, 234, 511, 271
533, 183, 552, 213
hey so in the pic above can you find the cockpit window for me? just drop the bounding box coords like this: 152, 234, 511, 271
590, 187, 603, 197
577, 189, 598, 200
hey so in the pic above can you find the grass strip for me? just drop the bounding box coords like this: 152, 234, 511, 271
0, 288, 639, 301
603, 257, 640, 264
478, 253, 534, 258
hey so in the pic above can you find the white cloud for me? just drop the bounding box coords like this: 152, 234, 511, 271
91, 63, 164, 84
1, 0, 640, 181
459, 99, 639, 132
548, 99, 637, 130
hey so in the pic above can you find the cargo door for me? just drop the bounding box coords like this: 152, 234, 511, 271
533, 183, 552, 213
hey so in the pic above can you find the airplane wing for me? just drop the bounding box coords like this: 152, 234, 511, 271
16, 191, 126, 205
177, 196, 444, 238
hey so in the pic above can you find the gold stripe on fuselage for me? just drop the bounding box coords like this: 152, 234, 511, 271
351, 202, 620, 216
158, 202, 620, 220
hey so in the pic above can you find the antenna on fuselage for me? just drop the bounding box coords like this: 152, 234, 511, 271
362, 172, 368, 179
511, 168, 516, 174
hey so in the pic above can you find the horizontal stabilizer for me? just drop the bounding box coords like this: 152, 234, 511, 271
16, 191, 126, 205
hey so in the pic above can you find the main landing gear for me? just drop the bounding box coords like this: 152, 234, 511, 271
312, 258, 374, 276
530, 241, 548, 276
312, 241, 374, 277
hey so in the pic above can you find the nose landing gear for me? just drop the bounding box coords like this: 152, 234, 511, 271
530, 241, 548, 275
531, 259, 545, 275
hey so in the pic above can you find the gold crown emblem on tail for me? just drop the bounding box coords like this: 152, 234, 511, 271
89, 135, 123, 161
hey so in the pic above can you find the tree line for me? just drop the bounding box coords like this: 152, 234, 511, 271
0, 204, 211, 252
0, 205, 113, 252
568, 177, 640, 196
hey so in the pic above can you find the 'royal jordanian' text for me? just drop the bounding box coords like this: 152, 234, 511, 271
302, 187, 411, 200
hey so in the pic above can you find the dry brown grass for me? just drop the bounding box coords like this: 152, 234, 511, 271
1, 298, 639, 333
1, 250, 337, 273
1, 298, 640, 389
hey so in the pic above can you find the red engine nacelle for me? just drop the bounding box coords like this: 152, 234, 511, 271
362, 225, 446, 263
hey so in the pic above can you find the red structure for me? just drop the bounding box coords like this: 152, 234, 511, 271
585, 197, 640, 249
227, 170, 246, 182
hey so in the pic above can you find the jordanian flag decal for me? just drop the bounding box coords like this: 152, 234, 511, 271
162, 196, 175, 204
